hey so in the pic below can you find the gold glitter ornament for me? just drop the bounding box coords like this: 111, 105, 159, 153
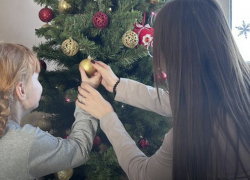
37, 115, 52, 132
122, 30, 139, 48
55, 169, 73, 180
61, 38, 78, 56
42, 23, 51, 28
58, 0, 73, 14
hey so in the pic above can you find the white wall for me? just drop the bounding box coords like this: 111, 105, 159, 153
0, 1, 51, 125
0, 0, 45, 50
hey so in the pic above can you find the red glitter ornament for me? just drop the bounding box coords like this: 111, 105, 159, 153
138, 136, 149, 149
93, 136, 101, 147
64, 129, 71, 139
92, 11, 109, 29
65, 95, 71, 103
39, 7, 53, 22
39, 60, 47, 71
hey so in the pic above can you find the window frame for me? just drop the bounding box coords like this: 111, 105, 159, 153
229, 0, 250, 63
229, 0, 232, 29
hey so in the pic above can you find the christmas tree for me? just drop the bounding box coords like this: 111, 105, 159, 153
33, 0, 171, 179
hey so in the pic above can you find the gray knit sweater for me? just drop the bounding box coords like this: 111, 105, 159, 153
0, 105, 98, 180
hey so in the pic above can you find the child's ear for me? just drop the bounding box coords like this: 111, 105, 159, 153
15, 82, 26, 101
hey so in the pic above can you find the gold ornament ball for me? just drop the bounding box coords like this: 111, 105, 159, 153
42, 23, 51, 28
61, 38, 78, 56
122, 30, 139, 48
58, 0, 73, 14
79, 58, 96, 77
150, 0, 160, 4
55, 169, 73, 180
37, 117, 52, 131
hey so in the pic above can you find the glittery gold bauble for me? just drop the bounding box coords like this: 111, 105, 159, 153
55, 169, 73, 180
122, 30, 139, 48
61, 38, 78, 56
42, 23, 51, 28
58, 0, 73, 14
37, 116, 52, 131
149, 0, 160, 4
79, 56, 96, 76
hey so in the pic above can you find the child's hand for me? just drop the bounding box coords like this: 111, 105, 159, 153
79, 66, 101, 89
76, 82, 113, 120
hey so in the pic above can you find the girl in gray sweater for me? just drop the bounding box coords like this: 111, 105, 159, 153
0, 42, 99, 179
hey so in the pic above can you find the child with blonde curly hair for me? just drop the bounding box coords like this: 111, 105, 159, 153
0, 42, 99, 179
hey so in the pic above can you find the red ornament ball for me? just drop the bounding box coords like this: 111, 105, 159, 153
157, 71, 167, 81
39, 7, 53, 22
92, 11, 109, 29
133, 23, 154, 47
39, 60, 47, 71
93, 136, 101, 147
65, 95, 71, 103
138, 137, 149, 149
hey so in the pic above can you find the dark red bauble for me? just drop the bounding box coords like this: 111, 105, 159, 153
39, 60, 47, 71
93, 136, 101, 147
138, 137, 149, 149
157, 71, 167, 81
92, 11, 109, 29
39, 7, 53, 22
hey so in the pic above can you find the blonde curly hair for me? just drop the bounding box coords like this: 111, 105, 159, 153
0, 42, 40, 137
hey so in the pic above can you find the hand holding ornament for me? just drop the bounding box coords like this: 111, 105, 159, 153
78, 67, 101, 89
90, 61, 119, 93
79, 56, 96, 76
79, 57, 101, 89
76, 82, 113, 120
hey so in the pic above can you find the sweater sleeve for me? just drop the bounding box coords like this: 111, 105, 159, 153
100, 112, 173, 180
27, 105, 98, 179
115, 78, 172, 116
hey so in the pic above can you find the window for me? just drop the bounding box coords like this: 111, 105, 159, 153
231, 0, 250, 62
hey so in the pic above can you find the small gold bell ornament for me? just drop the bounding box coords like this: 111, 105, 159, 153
37, 115, 52, 132
41, 23, 51, 28
58, 0, 73, 14
54, 169, 73, 180
79, 56, 96, 76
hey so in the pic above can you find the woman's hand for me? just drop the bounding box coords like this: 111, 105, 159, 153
79, 66, 101, 89
91, 61, 119, 92
76, 82, 114, 120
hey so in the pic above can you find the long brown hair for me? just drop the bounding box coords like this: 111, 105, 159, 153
153, 0, 250, 179
0, 42, 40, 137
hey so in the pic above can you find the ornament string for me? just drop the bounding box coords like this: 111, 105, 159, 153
142, 12, 146, 26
